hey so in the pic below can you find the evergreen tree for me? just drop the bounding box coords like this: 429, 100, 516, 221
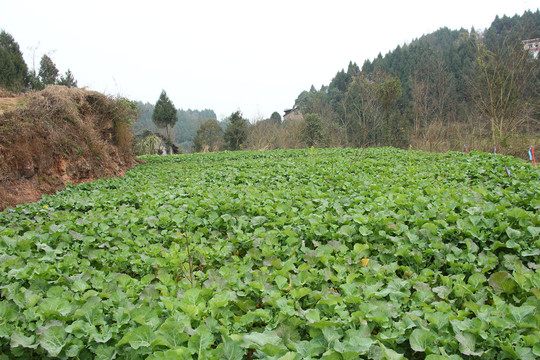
269, 111, 282, 124
0, 30, 28, 92
376, 76, 402, 142
38, 54, 59, 87
347, 61, 360, 78
224, 111, 248, 150
57, 69, 77, 88
304, 113, 324, 147
152, 90, 178, 144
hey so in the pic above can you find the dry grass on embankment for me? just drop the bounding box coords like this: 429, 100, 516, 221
0, 85, 139, 211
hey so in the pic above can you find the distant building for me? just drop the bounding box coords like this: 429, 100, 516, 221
283, 108, 303, 122
523, 38, 540, 58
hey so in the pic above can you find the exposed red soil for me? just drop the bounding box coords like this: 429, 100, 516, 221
0, 86, 139, 211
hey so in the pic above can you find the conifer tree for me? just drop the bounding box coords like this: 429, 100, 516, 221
0, 30, 28, 92
269, 111, 282, 124
38, 54, 59, 87
224, 111, 248, 150
152, 90, 178, 145
304, 113, 324, 147
57, 69, 77, 88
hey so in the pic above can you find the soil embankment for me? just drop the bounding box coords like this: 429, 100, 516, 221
0, 86, 139, 211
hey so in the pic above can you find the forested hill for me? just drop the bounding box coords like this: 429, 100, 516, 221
293, 10, 539, 154
132, 101, 217, 151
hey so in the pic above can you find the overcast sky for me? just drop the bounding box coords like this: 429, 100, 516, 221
0, 0, 537, 120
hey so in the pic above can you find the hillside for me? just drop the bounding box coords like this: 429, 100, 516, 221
0, 85, 139, 210
292, 10, 539, 155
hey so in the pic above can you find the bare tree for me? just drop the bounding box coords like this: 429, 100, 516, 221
470, 38, 539, 144
411, 57, 454, 136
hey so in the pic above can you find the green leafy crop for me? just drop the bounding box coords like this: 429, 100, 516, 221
0, 148, 538, 359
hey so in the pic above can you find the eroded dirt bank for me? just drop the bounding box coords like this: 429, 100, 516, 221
0, 86, 139, 211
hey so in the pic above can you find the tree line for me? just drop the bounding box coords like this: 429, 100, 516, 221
4, 10, 538, 157
141, 10, 539, 156
0, 30, 77, 92
132, 91, 219, 154
134, 88, 251, 155
276, 10, 539, 156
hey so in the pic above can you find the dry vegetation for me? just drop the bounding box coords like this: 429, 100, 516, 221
0, 85, 138, 210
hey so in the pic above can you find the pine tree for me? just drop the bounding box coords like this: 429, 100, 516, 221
269, 111, 282, 124
152, 90, 178, 145
57, 69, 77, 88
38, 54, 59, 87
0, 30, 28, 92
224, 111, 248, 150
304, 113, 324, 147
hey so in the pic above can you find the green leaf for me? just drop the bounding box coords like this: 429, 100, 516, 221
157, 270, 176, 287
307, 214, 322, 225
37, 297, 73, 318
505, 227, 522, 241
276, 204, 290, 214
188, 326, 214, 356
277, 352, 300, 360
147, 348, 192, 360
275, 275, 289, 291
338, 225, 355, 237
93, 344, 117, 360
38, 325, 67, 357
489, 272, 517, 294
527, 226, 540, 238
359, 226, 372, 236
183, 288, 201, 305
509, 305, 535, 323
120, 325, 155, 350
92, 325, 114, 343
409, 328, 434, 352
242, 331, 287, 356
221, 338, 244, 359
0, 301, 18, 322
291, 287, 312, 299
305, 309, 321, 323
456, 332, 483, 356
153, 319, 189, 348
533, 342, 540, 356
322, 326, 341, 346
71, 278, 90, 292
506, 207, 529, 220
307, 320, 341, 329
10, 330, 37, 349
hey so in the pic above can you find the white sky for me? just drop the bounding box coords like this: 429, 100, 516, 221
0, 0, 537, 120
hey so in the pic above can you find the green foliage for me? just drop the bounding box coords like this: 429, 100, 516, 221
152, 90, 178, 142
224, 111, 248, 150
270, 111, 282, 124
290, 10, 539, 149
470, 39, 537, 144
133, 102, 218, 152
0, 148, 538, 358
38, 54, 59, 87
110, 97, 137, 153
57, 69, 77, 88
0, 30, 28, 92
193, 118, 223, 152
135, 131, 163, 155
303, 113, 323, 147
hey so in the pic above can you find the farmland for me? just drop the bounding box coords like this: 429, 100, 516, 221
0, 147, 539, 359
